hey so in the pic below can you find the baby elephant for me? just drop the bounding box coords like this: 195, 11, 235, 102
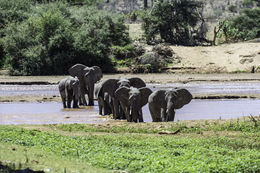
59, 77, 80, 108
148, 88, 192, 122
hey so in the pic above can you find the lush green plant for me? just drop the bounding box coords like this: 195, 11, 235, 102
218, 7, 260, 42
1, 2, 131, 75
112, 44, 136, 60
0, 125, 259, 172
3, 4, 75, 75
140, 0, 204, 45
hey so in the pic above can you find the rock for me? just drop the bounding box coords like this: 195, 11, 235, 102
239, 58, 254, 64
152, 44, 174, 58
133, 41, 146, 56
132, 52, 167, 73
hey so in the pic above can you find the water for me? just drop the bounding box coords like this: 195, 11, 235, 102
1, 99, 260, 125
2, 81, 260, 97
148, 81, 260, 95
0, 85, 58, 97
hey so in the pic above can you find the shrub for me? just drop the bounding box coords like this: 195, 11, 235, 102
2, 2, 131, 75
3, 4, 75, 75
218, 8, 260, 42
140, 0, 204, 45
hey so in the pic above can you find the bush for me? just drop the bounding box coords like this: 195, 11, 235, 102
218, 8, 260, 42
2, 2, 131, 75
140, 0, 204, 45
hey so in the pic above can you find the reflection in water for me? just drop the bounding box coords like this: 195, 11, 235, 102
1, 99, 260, 125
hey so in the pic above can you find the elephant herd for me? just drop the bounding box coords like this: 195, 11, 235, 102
59, 64, 192, 122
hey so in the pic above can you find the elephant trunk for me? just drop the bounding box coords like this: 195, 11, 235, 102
88, 83, 94, 106
166, 100, 175, 122
130, 96, 140, 122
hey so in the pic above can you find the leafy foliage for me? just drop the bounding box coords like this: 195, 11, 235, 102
0, 123, 259, 172
140, 0, 204, 45
218, 7, 260, 42
0, 1, 130, 75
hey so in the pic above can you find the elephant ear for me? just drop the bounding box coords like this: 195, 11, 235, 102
128, 77, 146, 88
173, 89, 192, 109
139, 87, 152, 107
115, 87, 130, 105
92, 66, 103, 83
68, 64, 87, 79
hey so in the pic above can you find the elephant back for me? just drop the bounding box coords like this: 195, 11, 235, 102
128, 77, 146, 88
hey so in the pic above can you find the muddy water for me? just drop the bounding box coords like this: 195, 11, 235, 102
149, 81, 260, 95
0, 85, 58, 96
1, 99, 260, 125
1, 81, 260, 97
1, 82, 260, 124
0, 101, 106, 125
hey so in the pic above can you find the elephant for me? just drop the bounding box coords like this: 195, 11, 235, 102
69, 64, 102, 106
95, 83, 112, 115
115, 86, 152, 122
148, 88, 192, 122
58, 76, 80, 108
96, 77, 146, 119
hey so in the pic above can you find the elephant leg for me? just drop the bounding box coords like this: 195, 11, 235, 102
88, 84, 94, 106
119, 104, 126, 119
72, 96, 79, 108
60, 90, 67, 108
78, 95, 84, 105
98, 97, 104, 115
67, 94, 73, 109
104, 101, 111, 115
138, 109, 144, 122
161, 108, 167, 122
149, 103, 161, 122
112, 98, 120, 119
80, 90, 88, 106
168, 110, 176, 121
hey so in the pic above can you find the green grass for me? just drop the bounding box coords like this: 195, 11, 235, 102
0, 118, 260, 173
50, 116, 260, 134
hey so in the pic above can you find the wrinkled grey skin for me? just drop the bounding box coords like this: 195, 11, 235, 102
148, 89, 192, 122
115, 87, 152, 122
59, 77, 80, 108
69, 64, 102, 106
96, 77, 146, 119
95, 83, 112, 115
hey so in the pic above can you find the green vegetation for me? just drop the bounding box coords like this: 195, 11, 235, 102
0, 0, 130, 75
140, 0, 205, 45
0, 117, 259, 172
218, 3, 260, 42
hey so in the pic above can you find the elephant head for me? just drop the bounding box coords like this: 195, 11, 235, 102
68, 64, 102, 106
148, 88, 192, 122
115, 86, 152, 122
98, 77, 146, 119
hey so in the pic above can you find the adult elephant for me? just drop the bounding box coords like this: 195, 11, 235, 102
148, 88, 192, 122
96, 77, 146, 119
115, 86, 152, 122
58, 77, 80, 108
69, 64, 102, 106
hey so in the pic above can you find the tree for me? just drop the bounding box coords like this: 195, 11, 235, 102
141, 0, 205, 45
